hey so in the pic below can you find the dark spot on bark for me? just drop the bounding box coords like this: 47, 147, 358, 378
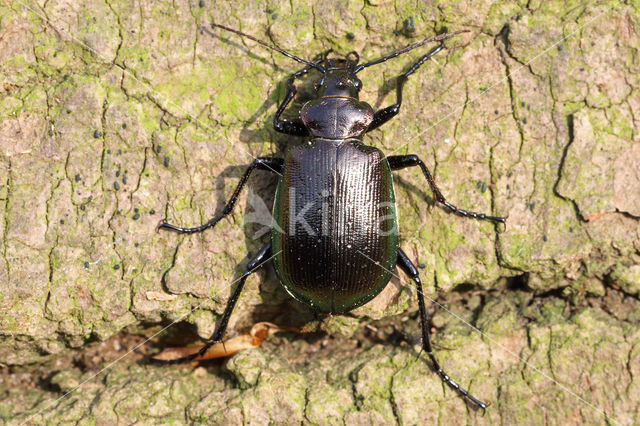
113, 264, 120, 270
346, 32, 355, 40
74, 174, 81, 182
402, 17, 415, 35
114, 181, 120, 191
164, 156, 170, 167
133, 213, 140, 220
149, 209, 156, 215
93, 130, 102, 138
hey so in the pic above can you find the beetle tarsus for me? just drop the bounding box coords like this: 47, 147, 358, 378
396, 248, 488, 410
158, 217, 221, 234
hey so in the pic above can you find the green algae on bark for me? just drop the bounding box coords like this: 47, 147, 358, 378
0, 0, 639, 423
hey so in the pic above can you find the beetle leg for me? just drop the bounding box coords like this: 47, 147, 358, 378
396, 248, 488, 411
159, 157, 284, 233
387, 155, 506, 224
156, 243, 272, 364
273, 64, 316, 137
367, 45, 443, 132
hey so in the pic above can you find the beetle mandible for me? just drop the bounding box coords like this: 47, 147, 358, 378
158, 22, 506, 410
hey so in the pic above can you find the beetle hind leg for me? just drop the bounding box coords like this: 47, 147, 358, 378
396, 248, 488, 411
155, 243, 272, 364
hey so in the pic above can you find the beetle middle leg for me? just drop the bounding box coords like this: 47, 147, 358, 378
367, 45, 444, 132
158, 243, 272, 364
387, 155, 506, 224
159, 157, 283, 233
396, 248, 487, 410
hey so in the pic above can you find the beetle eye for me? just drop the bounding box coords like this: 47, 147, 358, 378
354, 79, 362, 90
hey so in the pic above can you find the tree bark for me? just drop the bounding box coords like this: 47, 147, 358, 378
0, 0, 638, 423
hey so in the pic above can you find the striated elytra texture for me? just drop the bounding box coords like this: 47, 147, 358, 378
0, 0, 639, 423
273, 139, 398, 314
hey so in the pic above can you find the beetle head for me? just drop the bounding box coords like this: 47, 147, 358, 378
315, 53, 363, 98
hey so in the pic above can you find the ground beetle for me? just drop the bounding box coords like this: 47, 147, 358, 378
159, 22, 506, 410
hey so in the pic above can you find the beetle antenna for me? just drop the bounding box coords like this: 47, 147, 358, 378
353, 30, 468, 73
207, 22, 326, 73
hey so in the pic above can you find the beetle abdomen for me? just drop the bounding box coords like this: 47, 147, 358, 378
272, 139, 398, 314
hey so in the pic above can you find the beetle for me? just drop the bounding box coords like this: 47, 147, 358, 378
158, 22, 506, 410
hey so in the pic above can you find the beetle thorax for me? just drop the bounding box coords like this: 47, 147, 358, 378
300, 95, 374, 140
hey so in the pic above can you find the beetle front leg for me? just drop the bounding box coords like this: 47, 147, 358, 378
157, 243, 272, 364
387, 155, 506, 224
273, 65, 314, 137
367, 45, 444, 132
396, 248, 488, 411
159, 157, 284, 233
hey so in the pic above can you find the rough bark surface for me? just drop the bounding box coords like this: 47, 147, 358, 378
0, 0, 639, 424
